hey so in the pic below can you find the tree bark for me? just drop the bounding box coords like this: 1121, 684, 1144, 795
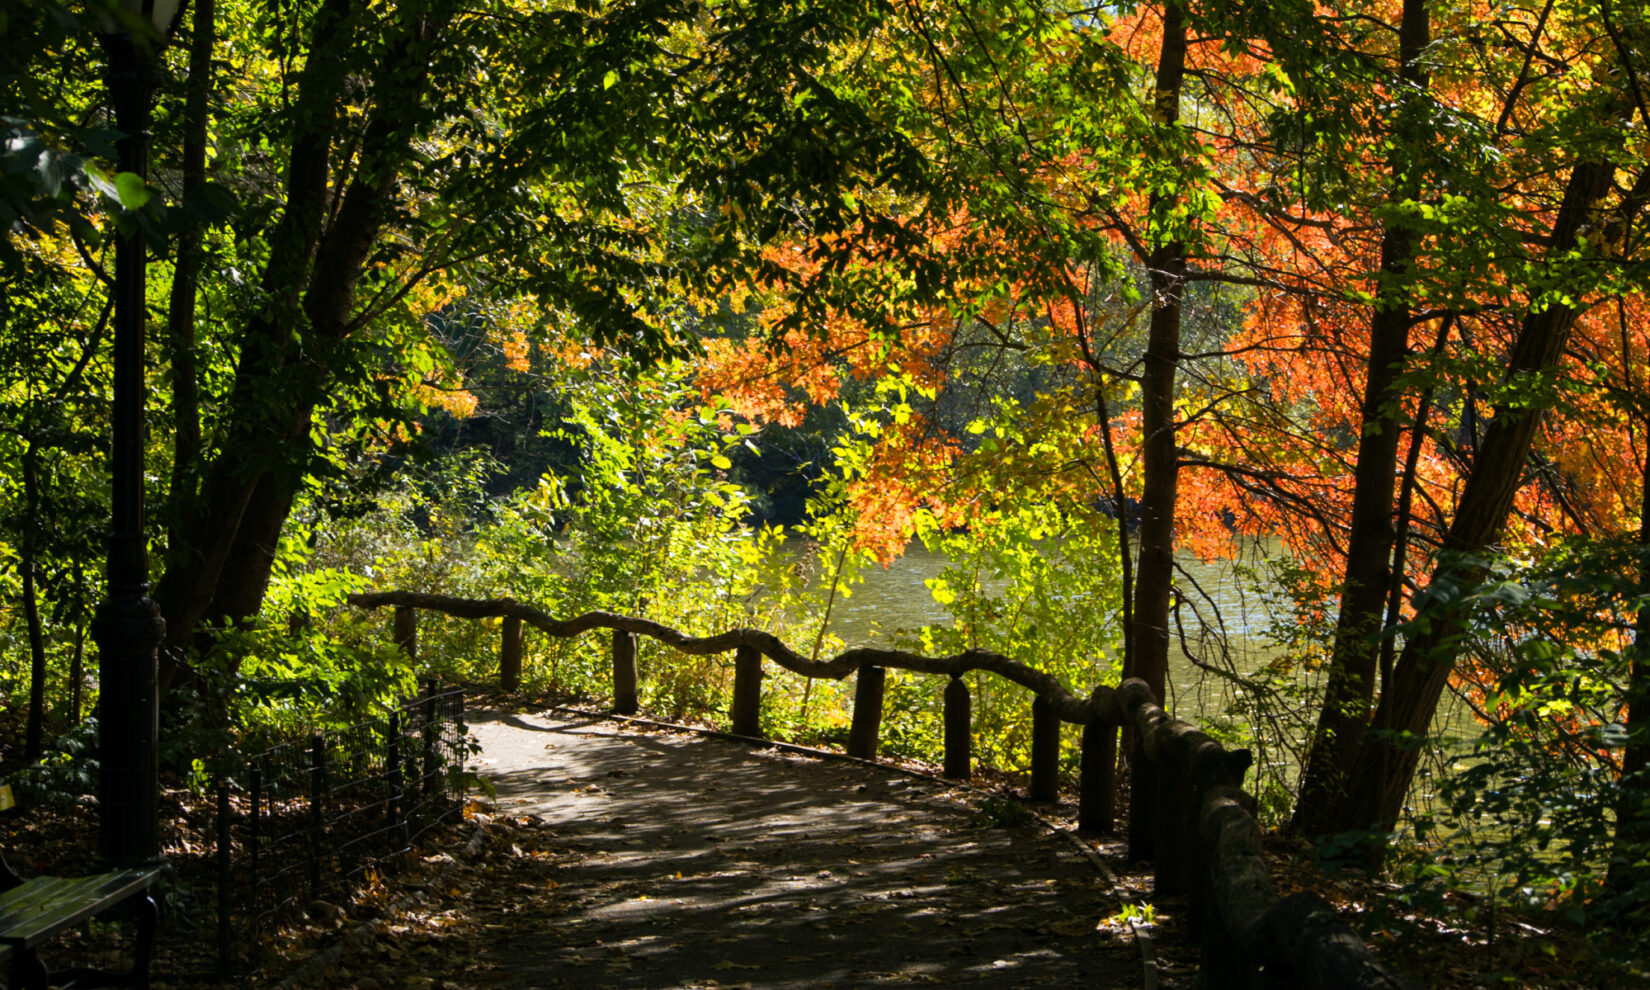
1608, 443, 1650, 893
207, 469, 302, 628
1292, 0, 1430, 836
165, 0, 214, 517
1333, 151, 1626, 841
155, 0, 455, 674
1127, 0, 1188, 705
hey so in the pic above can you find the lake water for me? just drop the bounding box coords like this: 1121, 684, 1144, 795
796, 539, 1290, 701
772, 537, 1505, 833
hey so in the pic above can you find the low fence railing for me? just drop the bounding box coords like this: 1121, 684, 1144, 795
213, 678, 466, 973
348, 591, 1419, 990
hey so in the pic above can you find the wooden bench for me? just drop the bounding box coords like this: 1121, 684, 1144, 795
0, 865, 160, 990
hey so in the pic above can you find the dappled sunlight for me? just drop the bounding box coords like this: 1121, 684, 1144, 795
401, 709, 1144, 988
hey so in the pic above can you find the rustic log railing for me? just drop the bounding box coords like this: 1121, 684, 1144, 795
347, 590, 1420, 990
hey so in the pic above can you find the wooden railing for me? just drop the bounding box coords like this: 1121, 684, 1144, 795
348, 591, 1421, 990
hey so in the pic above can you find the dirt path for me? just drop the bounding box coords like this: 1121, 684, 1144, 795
318, 708, 1146, 990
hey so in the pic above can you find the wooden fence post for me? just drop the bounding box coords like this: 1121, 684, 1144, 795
1031, 695, 1059, 802
846, 665, 886, 760
1128, 735, 1155, 862
386, 712, 404, 840
500, 616, 523, 692
1196, 749, 1252, 953
944, 675, 971, 779
612, 630, 639, 715
1154, 765, 1198, 897
1078, 717, 1117, 832
392, 605, 417, 662
731, 645, 763, 737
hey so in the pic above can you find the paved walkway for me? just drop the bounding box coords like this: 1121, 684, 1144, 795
470, 709, 1142, 989
307, 708, 1147, 989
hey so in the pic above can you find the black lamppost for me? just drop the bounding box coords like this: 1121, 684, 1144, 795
94, 0, 182, 869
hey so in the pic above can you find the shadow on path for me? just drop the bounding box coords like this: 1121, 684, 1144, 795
356, 709, 1143, 989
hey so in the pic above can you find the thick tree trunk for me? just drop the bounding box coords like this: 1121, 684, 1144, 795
155, 0, 453, 675
1291, 0, 1429, 836
1608, 450, 1650, 893
1332, 153, 1624, 841
154, 383, 306, 675
154, 0, 350, 669
1126, 0, 1188, 705
209, 470, 302, 627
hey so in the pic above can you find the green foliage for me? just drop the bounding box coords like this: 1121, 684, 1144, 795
6, 716, 98, 803
901, 493, 1123, 774
159, 559, 423, 762
472, 358, 786, 711
1103, 901, 1156, 928
1382, 540, 1650, 970
0, 0, 109, 254
219, 621, 417, 745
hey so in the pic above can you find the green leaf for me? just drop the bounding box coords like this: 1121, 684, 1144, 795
710, 454, 732, 470
603, 69, 620, 90
925, 576, 956, 606
113, 171, 151, 209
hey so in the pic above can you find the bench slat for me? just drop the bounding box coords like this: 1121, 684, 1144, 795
0, 878, 84, 926
0, 869, 159, 950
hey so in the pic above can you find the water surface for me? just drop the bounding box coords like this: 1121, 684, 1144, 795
790, 539, 1288, 698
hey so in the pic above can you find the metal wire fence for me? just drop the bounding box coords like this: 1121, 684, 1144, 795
213, 678, 467, 972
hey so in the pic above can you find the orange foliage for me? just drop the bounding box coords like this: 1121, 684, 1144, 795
692, 0, 1647, 617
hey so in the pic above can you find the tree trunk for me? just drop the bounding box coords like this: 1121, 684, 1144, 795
154, 0, 350, 666
208, 470, 302, 629
165, 0, 214, 515
1332, 151, 1625, 842
1126, 0, 1188, 705
1608, 444, 1650, 893
154, 0, 454, 673
22, 443, 47, 762
1291, 0, 1429, 836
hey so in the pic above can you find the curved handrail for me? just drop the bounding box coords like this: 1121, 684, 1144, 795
346, 589, 1421, 990
346, 591, 1119, 725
